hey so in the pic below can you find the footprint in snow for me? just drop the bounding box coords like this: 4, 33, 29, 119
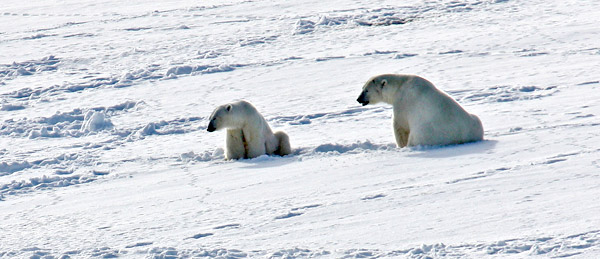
125, 242, 153, 248
275, 212, 303, 220
189, 233, 214, 239
275, 204, 323, 220
361, 194, 386, 200
290, 204, 321, 211
213, 223, 241, 229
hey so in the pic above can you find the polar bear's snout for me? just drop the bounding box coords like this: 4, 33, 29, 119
207, 120, 217, 132
357, 91, 369, 106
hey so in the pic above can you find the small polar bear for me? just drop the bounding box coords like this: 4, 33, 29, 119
207, 100, 291, 160
357, 74, 484, 147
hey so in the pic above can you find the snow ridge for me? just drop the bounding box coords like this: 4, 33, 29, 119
2, 230, 598, 258
0, 173, 97, 198
0, 56, 59, 81
0, 101, 139, 138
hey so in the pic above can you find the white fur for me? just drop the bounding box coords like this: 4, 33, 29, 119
207, 100, 291, 160
357, 74, 484, 147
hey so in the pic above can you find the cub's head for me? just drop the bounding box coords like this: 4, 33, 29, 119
357, 75, 389, 106
207, 102, 244, 132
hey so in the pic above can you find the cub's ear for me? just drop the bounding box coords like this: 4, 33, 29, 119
381, 79, 387, 88
226, 104, 232, 112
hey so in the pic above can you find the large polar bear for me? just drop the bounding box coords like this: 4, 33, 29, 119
207, 100, 291, 160
356, 74, 484, 147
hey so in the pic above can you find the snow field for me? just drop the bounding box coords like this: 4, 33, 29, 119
1, 0, 600, 258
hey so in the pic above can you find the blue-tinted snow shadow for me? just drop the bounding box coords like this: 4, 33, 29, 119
233, 139, 496, 167
239, 154, 297, 169
405, 139, 498, 158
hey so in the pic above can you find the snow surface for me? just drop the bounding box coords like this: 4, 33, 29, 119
1, 0, 600, 258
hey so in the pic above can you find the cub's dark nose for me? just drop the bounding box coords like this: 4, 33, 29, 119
207, 122, 216, 132
357, 92, 368, 106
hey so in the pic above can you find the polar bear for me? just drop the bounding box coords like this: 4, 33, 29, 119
207, 100, 291, 160
357, 74, 483, 147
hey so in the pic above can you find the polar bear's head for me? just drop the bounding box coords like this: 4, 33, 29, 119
207, 102, 246, 132
357, 75, 389, 106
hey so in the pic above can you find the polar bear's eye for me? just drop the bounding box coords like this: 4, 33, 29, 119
226, 105, 232, 112
381, 79, 387, 87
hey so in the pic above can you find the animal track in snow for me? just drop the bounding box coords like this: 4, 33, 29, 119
189, 233, 214, 239
213, 223, 241, 230
125, 242, 153, 248
515, 48, 549, 57
446, 167, 511, 184
274, 211, 303, 220
361, 194, 387, 200
577, 81, 599, 86
290, 204, 322, 211
314, 56, 346, 62
439, 49, 464, 55
276, 204, 323, 220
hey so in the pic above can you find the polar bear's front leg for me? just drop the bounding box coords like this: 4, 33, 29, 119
393, 120, 409, 148
243, 128, 267, 159
226, 129, 246, 160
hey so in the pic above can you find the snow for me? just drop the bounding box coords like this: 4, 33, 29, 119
1, 0, 600, 258
80, 111, 114, 132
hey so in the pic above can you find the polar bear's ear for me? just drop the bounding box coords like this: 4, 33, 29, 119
381, 79, 387, 88
226, 104, 232, 112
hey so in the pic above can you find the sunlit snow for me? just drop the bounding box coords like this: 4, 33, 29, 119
1, 0, 599, 258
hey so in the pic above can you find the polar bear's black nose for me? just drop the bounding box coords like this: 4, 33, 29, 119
357, 92, 369, 106
207, 122, 216, 132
